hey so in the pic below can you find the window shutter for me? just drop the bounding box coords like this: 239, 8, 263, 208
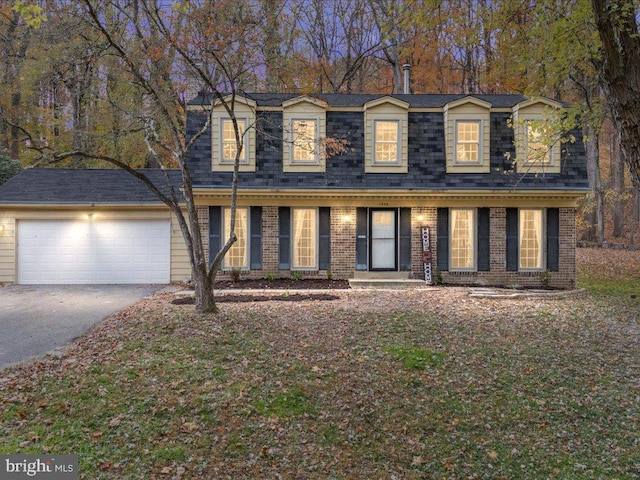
355, 208, 368, 270
278, 207, 291, 269
319, 207, 331, 270
209, 206, 221, 266
250, 206, 262, 270
506, 208, 519, 271
437, 208, 449, 271
546, 208, 560, 272
477, 208, 490, 271
399, 208, 412, 271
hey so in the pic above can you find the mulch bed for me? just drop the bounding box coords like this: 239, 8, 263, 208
172, 293, 340, 304
213, 278, 350, 290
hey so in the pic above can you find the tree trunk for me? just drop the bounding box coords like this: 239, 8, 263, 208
192, 263, 217, 314
631, 189, 639, 246
612, 130, 625, 238
591, 0, 640, 189
583, 122, 604, 244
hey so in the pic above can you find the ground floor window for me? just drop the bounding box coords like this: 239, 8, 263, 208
450, 208, 476, 270
519, 209, 543, 270
292, 208, 317, 269
223, 207, 248, 269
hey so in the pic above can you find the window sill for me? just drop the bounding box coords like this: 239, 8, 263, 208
446, 163, 490, 174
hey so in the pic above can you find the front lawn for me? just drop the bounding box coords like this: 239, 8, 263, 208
1, 251, 639, 479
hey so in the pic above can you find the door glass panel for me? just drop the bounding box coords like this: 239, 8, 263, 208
371, 210, 396, 269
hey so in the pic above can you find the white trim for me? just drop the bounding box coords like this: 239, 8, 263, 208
290, 117, 319, 165
449, 208, 477, 272
518, 208, 545, 271
373, 119, 401, 165
291, 207, 318, 270
219, 117, 248, 164
222, 207, 250, 270
453, 120, 483, 165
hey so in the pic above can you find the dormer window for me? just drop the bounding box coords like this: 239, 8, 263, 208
291, 119, 318, 163
512, 98, 563, 174
221, 118, 248, 164
364, 97, 409, 173
374, 120, 400, 164
455, 120, 481, 164
282, 96, 327, 173
444, 97, 491, 173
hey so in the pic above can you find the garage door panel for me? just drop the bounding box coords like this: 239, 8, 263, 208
18, 220, 170, 284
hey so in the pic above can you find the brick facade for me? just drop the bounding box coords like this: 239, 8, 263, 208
204, 205, 577, 288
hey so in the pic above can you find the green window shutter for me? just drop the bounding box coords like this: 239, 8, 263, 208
546, 208, 560, 272
506, 208, 519, 271
437, 208, 449, 271
250, 206, 262, 270
319, 207, 331, 270
399, 208, 412, 271
355, 208, 368, 270
278, 207, 291, 270
477, 208, 490, 272
209, 206, 221, 266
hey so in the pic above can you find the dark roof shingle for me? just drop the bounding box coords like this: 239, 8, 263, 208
188, 92, 532, 108
0, 168, 183, 205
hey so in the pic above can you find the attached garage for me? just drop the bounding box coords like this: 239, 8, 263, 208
17, 219, 170, 284
0, 169, 190, 285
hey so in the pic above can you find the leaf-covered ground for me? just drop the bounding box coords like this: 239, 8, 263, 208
1, 249, 639, 479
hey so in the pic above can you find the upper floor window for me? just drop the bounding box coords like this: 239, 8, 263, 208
444, 97, 491, 174
210, 95, 256, 172
525, 122, 552, 165
221, 118, 248, 164
374, 120, 400, 164
455, 121, 481, 164
291, 119, 318, 163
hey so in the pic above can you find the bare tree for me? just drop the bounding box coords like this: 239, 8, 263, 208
7, 0, 263, 313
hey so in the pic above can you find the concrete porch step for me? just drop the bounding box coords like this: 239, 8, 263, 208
352, 271, 411, 280
348, 278, 429, 289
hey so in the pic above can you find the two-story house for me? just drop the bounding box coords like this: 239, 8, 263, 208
0, 92, 588, 288
188, 93, 588, 289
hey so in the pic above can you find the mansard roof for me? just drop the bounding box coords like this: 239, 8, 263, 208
188, 92, 540, 109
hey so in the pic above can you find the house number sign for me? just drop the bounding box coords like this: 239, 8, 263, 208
421, 226, 432, 285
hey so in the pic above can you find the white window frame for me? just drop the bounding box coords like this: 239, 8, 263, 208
220, 117, 248, 164
449, 208, 477, 272
222, 207, 249, 270
291, 207, 318, 270
373, 119, 401, 165
454, 120, 483, 165
519, 209, 545, 271
290, 118, 319, 165
524, 121, 552, 166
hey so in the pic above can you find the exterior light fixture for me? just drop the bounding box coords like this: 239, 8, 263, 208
342, 214, 352, 222
417, 215, 425, 222
0, 225, 5, 233
86, 213, 95, 221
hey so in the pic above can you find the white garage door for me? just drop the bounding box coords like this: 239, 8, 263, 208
18, 219, 170, 284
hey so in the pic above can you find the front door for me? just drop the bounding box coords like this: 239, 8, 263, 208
370, 209, 397, 270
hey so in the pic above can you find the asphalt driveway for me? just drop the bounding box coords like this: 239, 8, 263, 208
0, 285, 163, 371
